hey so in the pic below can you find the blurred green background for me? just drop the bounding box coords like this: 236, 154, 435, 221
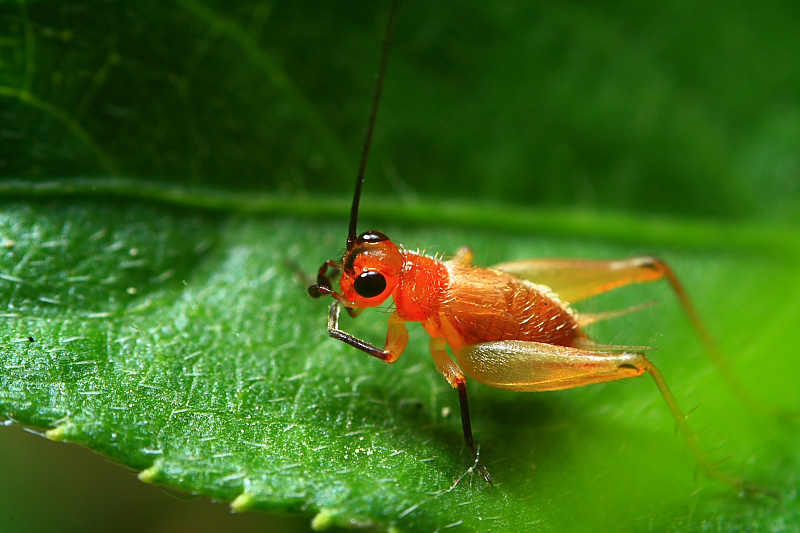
1, 0, 798, 531
2, 0, 798, 222
0, 424, 307, 532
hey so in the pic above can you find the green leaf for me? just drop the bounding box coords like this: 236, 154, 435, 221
1, 1, 799, 532
1, 201, 798, 531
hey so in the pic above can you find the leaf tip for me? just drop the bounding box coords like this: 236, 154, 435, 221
138, 464, 162, 484
45, 422, 75, 442
230, 492, 255, 513
311, 509, 335, 531
44, 427, 66, 441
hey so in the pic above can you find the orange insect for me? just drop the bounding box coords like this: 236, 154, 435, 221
309, 0, 759, 493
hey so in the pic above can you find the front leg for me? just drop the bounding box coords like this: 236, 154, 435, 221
327, 300, 408, 363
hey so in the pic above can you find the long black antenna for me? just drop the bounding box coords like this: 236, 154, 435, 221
347, 0, 401, 250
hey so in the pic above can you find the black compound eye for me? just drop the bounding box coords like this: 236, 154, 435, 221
353, 270, 387, 298
357, 231, 389, 244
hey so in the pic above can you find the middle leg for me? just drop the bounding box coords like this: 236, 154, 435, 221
430, 336, 493, 485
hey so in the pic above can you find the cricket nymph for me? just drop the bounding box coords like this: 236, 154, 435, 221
307, 0, 766, 494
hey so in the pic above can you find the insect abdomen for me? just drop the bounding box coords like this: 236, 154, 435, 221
436, 263, 581, 350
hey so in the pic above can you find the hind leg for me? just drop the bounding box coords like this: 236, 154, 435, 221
456, 340, 765, 495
